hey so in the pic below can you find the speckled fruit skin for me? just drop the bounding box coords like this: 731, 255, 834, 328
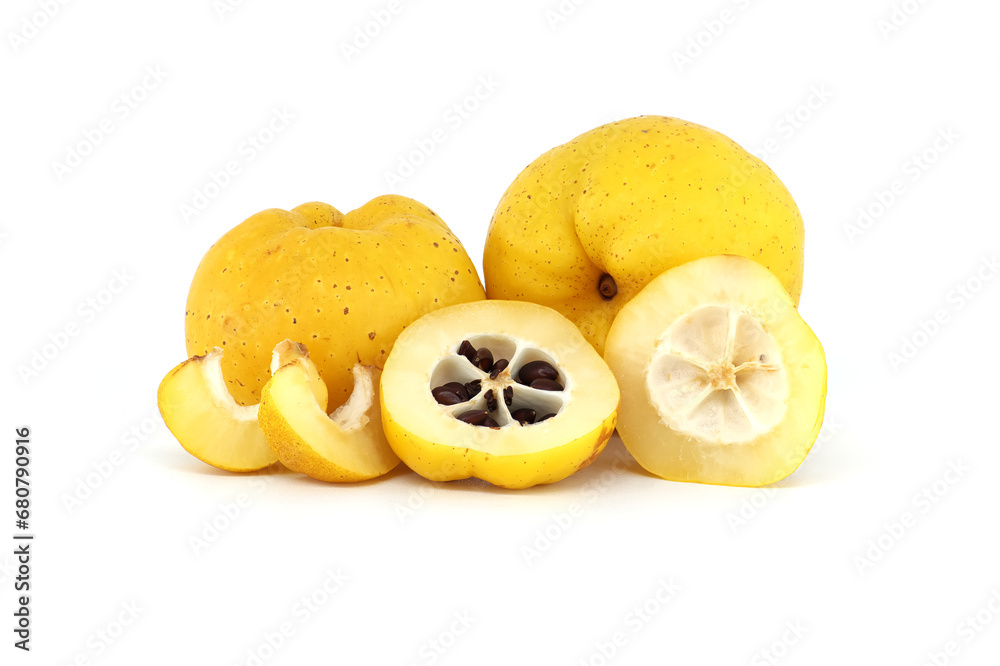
484, 116, 804, 354
185, 195, 485, 406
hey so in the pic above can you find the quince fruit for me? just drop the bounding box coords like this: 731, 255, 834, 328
484, 116, 804, 353
185, 195, 485, 406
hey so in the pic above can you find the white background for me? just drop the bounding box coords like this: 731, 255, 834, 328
3, 0, 999, 664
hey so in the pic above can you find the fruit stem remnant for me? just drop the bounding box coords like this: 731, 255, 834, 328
598, 273, 618, 301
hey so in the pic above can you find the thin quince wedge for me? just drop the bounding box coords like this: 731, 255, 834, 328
258, 340, 399, 482
158, 344, 327, 472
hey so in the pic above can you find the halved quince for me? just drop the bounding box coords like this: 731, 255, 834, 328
157, 343, 327, 472
258, 341, 399, 482
604, 255, 826, 487
380, 300, 619, 489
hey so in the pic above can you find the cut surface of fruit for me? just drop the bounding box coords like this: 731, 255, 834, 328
159, 342, 328, 473
380, 300, 619, 489
259, 341, 399, 482
158, 349, 270, 472
604, 255, 826, 487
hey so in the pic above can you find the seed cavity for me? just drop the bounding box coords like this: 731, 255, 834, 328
429, 339, 569, 430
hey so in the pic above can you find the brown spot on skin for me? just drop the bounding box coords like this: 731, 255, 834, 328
343, 307, 349, 315
368, 332, 376, 340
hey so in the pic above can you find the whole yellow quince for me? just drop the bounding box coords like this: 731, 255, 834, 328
483, 116, 804, 353
185, 195, 485, 406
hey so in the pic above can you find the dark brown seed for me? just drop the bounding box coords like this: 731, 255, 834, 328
598, 273, 618, 301
482, 416, 500, 428
518, 360, 559, 385
458, 340, 476, 362
530, 378, 564, 392
489, 358, 509, 379
465, 380, 482, 398
537, 412, 557, 422
431, 387, 465, 405
456, 410, 489, 425
472, 347, 494, 371
441, 382, 469, 401
503, 386, 513, 406
485, 389, 498, 412
511, 408, 536, 425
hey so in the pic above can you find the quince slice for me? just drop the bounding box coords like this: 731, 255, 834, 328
158, 344, 326, 472
604, 255, 827, 487
258, 341, 399, 482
